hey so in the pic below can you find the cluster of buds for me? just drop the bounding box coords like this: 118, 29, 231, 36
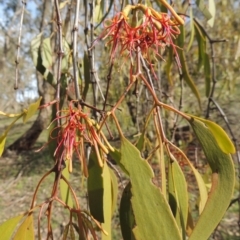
94, 4, 184, 66
50, 102, 113, 176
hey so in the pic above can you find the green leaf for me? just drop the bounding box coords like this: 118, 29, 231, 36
61, 39, 71, 73
0, 214, 24, 240
94, 0, 114, 29
177, 26, 201, 109
109, 168, 118, 215
23, 97, 42, 123
188, 118, 235, 240
83, 52, 91, 100
87, 152, 104, 222
60, 160, 74, 208
165, 47, 173, 85
168, 159, 188, 238
102, 162, 112, 240
0, 114, 24, 156
188, 116, 235, 154
194, 23, 206, 70
31, 34, 55, 85
196, 0, 212, 20
41, 38, 53, 70
0, 134, 7, 157
207, 0, 216, 27
120, 137, 181, 240
203, 53, 211, 97
187, 7, 195, 52
93, 0, 103, 23
13, 214, 34, 240
119, 182, 136, 240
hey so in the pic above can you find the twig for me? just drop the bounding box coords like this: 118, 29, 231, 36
72, 0, 81, 100
14, 0, 27, 90
54, 0, 64, 127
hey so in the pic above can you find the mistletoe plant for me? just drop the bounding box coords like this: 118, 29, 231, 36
0, 1, 236, 240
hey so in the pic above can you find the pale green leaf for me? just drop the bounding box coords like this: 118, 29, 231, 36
207, 0, 216, 27
83, 52, 91, 100
0, 111, 22, 117
109, 168, 118, 215
0, 134, 7, 157
188, 118, 235, 240
60, 160, 74, 208
13, 214, 34, 240
168, 159, 188, 238
187, 7, 195, 52
41, 38, 53, 70
177, 26, 201, 109
188, 116, 235, 154
102, 162, 112, 240
120, 137, 181, 240
87, 152, 104, 222
0, 214, 24, 240
31, 34, 54, 84
204, 53, 211, 97
194, 22, 206, 70
119, 182, 136, 240
169, 144, 208, 215
0, 114, 24, 156
196, 0, 212, 20
59, 0, 70, 9
23, 97, 42, 123
61, 39, 71, 73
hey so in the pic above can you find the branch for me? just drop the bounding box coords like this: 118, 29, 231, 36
14, 0, 26, 90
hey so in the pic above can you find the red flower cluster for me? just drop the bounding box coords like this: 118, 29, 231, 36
96, 5, 184, 66
50, 102, 110, 175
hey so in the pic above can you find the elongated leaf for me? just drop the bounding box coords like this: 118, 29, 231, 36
60, 160, 74, 208
120, 137, 181, 240
194, 23, 206, 70
207, 0, 216, 27
168, 159, 188, 238
41, 38, 53, 70
102, 162, 112, 240
188, 116, 235, 154
0, 134, 6, 157
87, 152, 104, 222
194, 22, 211, 97
109, 168, 118, 215
13, 214, 34, 240
83, 52, 91, 100
94, 0, 114, 29
187, 7, 195, 52
169, 143, 208, 215
0, 214, 25, 240
0, 111, 22, 117
0, 114, 24, 156
165, 47, 174, 85
196, 0, 212, 20
188, 118, 235, 240
177, 26, 201, 108
23, 97, 42, 123
119, 182, 136, 240
31, 34, 55, 85
203, 53, 211, 97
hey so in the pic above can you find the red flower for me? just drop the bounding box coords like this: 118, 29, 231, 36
49, 102, 110, 174
93, 5, 184, 67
